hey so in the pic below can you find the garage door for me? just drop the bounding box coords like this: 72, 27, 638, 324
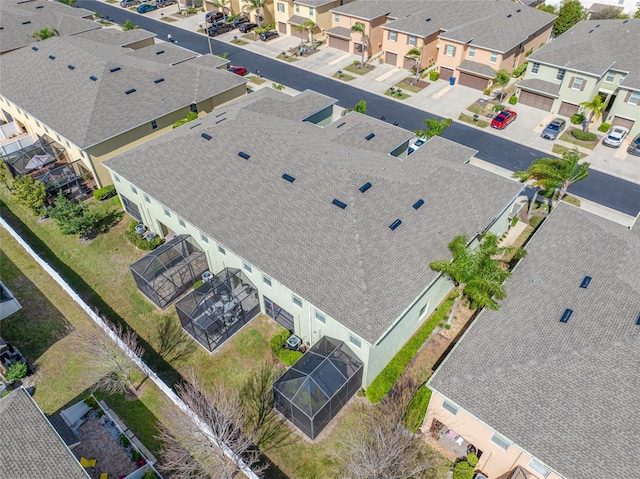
440, 67, 454, 81
385, 51, 398, 66
611, 116, 635, 130
278, 22, 287, 34
559, 101, 579, 117
329, 36, 349, 52
458, 72, 489, 90
519, 90, 554, 111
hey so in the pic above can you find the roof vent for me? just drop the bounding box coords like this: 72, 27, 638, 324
365, 133, 375, 141
413, 199, 424, 209
579, 276, 592, 289
156, 50, 165, 55
153, 78, 165, 83
389, 219, 402, 231
560, 309, 573, 323
109, 66, 121, 73
336, 122, 346, 128
595, 24, 601, 28
636, 314, 640, 326
425, 17, 431, 21
32, 46, 38, 51
516, 8, 521, 12
67, 65, 75, 70
506, 14, 512, 18
35, 4, 44, 8
48, 55, 55, 60
201, 133, 212, 141
22, 21, 31, 25
332, 199, 347, 209
125, 88, 136, 95
238, 151, 250, 160
282, 173, 295, 183
215, 117, 227, 124
359, 182, 372, 193
588, 29, 594, 33
215, 111, 227, 117
622, 19, 629, 23
90, 75, 98, 81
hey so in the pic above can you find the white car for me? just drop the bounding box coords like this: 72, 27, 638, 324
602, 126, 629, 148
408, 137, 427, 155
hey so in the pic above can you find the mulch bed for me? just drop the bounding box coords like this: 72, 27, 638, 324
398, 77, 429, 91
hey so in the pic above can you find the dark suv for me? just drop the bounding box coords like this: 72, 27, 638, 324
231, 15, 249, 27
259, 31, 279, 41
207, 21, 233, 36
205, 11, 224, 23
239, 22, 258, 33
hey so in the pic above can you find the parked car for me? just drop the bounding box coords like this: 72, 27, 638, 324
207, 22, 233, 36
259, 31, 279, 42
228, 65, 248, 76
136, 3, 157, 13
490, 109, 517, 129
120, 0, 140, 7
231, 15, 249, 27
602, 126, 629, 148
541, 118, 566, 140
156, 0, 176, 6
408, 137, 427, 155
205, 11, 224, 23
239, 22, 258, 33
628, 133, 640, 156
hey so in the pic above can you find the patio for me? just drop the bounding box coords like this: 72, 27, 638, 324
427, 418, 482, 461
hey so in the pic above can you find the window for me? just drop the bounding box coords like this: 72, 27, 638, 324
349, 334, 361, 348
151, 120, 157, 130
442, 400, 458, 415
388, 31, 397, 42
189, 103, 198, 114
571, 77, 584, 90
408, 35, 416, 46
200, 233, 208, 243
243, 262, 252, 273
444, 44, 455, 56
605, 71, 615, 83
163, 208, 171, 217
120, 195, 141, 222
489, 51, 498, 64
528, 459, 551, 477
490, 433, 512, 451
217, 245, 226, 255
178, 218, 186, 228
292, 295, 302, 308
144, 194, 151, 204
468, 46, 476, 58
315, 310, 326, 324
114, 174, 121, 183
556, 69, 565, 81
419, 304, 428, 316
295, 4, 299, 13
277, 2, 284, 12
308, 7, 313, 15
334, 13, 339, 23
628, 91, 640, 105
263, 275, 272, 286
131, 185, 138, 194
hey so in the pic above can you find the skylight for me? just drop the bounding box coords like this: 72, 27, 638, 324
365, 133, 375, 141
282, 174, 295, 183
32, 46, 38, 51
238, 151, 250, 160
560, 309, 573, 323
413, 199, 424, 210
109, 67, 121, 73
580, 276, 591, 289
125, 88, 136, 95
48, 55, 55, 60
332, 199, 347, 209
90, 76, 98, 81
67, 65, 75, 70
156, 50, 165, 55
153, 78, 165, 83
389, 219, 402, 231
359, 182, 372, 193
201, 133, 212, 141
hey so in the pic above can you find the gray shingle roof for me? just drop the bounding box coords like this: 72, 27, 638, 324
0, 0, 99, 54
325, 26, 352, 39
325, 112, 414, 153
429, 204, 640, 479
516, 78, 561, 97
295, 0, 337, 7
0, 34, 246, 149
331, 0, 405, 20
127, 43, 198, 66
287, 15, 309, 25
71, 27, 157, 48
105, 89, 522, 343
457, 60, 496, 79
0, 389, 88, 479
529, 19, 640, 90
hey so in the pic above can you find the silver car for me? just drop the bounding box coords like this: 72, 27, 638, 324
628, 133, 640, 156
602, 126, 629, 148
541, 118, 566, 140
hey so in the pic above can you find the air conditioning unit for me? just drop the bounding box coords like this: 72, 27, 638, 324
144, 232, 157, 242
202, 271, 214, 283
135, 223, 146, 236
286, 335, 302, 351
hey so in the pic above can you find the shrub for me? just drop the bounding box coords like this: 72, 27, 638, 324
125, 220, 163, 250
598, 122, 611, 132
93, 185, 117, 201
270, 330, 303, 366
403, 384, 432, 433
512, 62, 528, 77
225, 13, 239, 22
493, 104, 505, 112
84, 395, 100, 410
119, 433, 131, 448
11, 176, 46, 215
193, 280, 204, 289
571, 129, 597, 141
570, 113, 584, 125
130, 449, 142, 462
173, 111, 198, 129
429, 71, 439, 81
508, 95, 518, 105
142, 470, 159, 479
453, 461, 474, 479
5, 362, 27, 382
467, 453, 479, 468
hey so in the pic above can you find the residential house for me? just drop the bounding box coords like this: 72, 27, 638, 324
327, 0, 555, 90
204, 0, 276, 26
0, 30, 246, 187
273, 0, 352, 39
426, 203, 640, 479
103, 88, 524, 387
544, 0, 639, 16
0, 281, 22, 321
0, 0, 99, 55
517, 19, 640, 136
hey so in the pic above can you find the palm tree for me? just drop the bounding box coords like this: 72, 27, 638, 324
492, 69, 511, 102
121, 19, 139, 31
32, 27, 58, 41
350, 22, 367, 68
405, 47, 422, 83
210, 0, 232, 20
413, 117, 452, 139
430, 233, 525, 324
294, 23, 306, 51
304, 19, 316, 50
243, 0, 267, 27
579, 94, 607, 131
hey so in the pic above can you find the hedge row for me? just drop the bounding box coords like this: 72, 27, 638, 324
125, 221, 163, 250
270, 330, 303, 366
93, 185, 117, 201
571, 129, 597, 141
365, 292, 458, 403
403, 384, 432, 433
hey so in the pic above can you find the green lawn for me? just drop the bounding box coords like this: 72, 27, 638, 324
343, 63, 375, 76
559, 129, 599, 150
552, 144, 588, 159
385, 89, 410, 100
459, 113, 490, 128
333, 71, 356, 82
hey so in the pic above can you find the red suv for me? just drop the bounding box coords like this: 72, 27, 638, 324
490, 110, 517, 129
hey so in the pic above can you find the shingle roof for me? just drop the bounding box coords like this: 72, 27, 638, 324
429, 204, 640, 479
516, 78, 561, 97
457, 60, 496, 79
71, 27, 156, 48
325, 112, 414, 154
0, 389, 89, 479
287, 15, 310, 25
331, 0, 405, 20
294, 0, 337, 7
105, 89, 522, 344
529, 19, 640, 90
325, 26, 352, 39
127, 42, 198, 66
0, 34, 246, 149
0, 0, 99, 54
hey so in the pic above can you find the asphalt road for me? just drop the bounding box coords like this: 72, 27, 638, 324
78, 1, 640, 217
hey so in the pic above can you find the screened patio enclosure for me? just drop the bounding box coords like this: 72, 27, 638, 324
130, 235, 208, 309
2, 135, 66, 178
273, 336, 364, 439
175, 268, 260, 352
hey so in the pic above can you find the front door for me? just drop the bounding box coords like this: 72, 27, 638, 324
264, 296, 294, 331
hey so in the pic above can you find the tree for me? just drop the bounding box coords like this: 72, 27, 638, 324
5, 362, 27, 382
122, 19, 139, 31
332, 380, 441, 479
77, 320, 145, 395
11, 176, 46, 215
0, 161, 12, 189
405, 47, 422, 83
294, 23, 306, 50
48, 192, 105, 238
211, 0, 232, 19
304, 19, 317, 49
242, 0, 267, 27
58, 0, 76, 5
32, 27, 58, 41
351, 22, 367, 68
154, 316, 196, 363
537, 4, 555, 14
430, 232, 525, 323
590, 7, 625, 19
579, 94, 607, 130
413, 117, 452, 139
342, 100, 367, 116
634, 7, 640, 18
493, 69, 511, 102
553, 0, 586, 36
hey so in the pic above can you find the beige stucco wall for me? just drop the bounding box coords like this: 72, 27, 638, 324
331, 14, 384, 56
425, 391, 564, 479
273, 1, 333, 38
381, 31, 426, 69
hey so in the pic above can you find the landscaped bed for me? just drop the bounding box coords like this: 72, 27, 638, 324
343, 63, 376, 75
559, 128, 600, 150
395, 76, 429, 93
